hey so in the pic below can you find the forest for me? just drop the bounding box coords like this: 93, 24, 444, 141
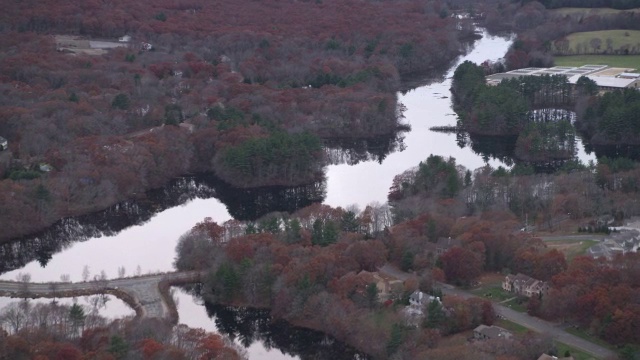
451, 61, 580, 166
171, 152, 640, 357
577, 88, 640, 146
0, 301, 245, 359
537, 0, 640, 9
173, 208, 559, 359
0, 0, 477, 242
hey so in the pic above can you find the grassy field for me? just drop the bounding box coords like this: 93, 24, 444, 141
470, 273, 514, 300
563, 30, 640, 54
555, 341, 600, 360
554, 55, 640, 69
503, 297, 528, 313
471, 285, 513, 302
551, 7, 640, 17
565, 327, 617, 351
544, 239, 599, 261
495, 318, 529, 334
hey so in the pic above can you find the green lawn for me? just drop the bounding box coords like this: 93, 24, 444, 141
470, 285, 513, 302
551, 7, 640, 17
565, 327, 617, 351
495, 318, 528, 334
554, 55, 640, 70
561, 30, 640, 55
555, 341, 600, 360
503, 297, 528, 313
544, 239, 599, 261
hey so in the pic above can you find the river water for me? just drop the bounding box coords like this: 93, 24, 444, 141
0, 30, 596, 358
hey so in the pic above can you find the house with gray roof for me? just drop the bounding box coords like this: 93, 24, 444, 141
503, 273, 548, 298
436, 237, 462, 255
587, 229, 640, 259
473, 324, 513, 341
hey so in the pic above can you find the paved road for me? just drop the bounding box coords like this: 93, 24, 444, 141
0, 271, 204, 321
379, 264, 615, 358
440, 284, 616, 359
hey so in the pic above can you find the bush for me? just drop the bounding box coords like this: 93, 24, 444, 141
111, 93, 130, 110
8, 170, 40, 180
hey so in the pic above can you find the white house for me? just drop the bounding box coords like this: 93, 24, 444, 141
408, 290, 440, 308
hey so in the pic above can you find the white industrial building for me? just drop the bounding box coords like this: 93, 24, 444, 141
486, 65, 640, 91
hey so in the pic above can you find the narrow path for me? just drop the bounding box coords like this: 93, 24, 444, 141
0, 271, 204, 322
498, 296, 516, 304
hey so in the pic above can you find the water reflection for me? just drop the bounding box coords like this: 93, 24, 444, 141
0, 174, 326, 274
206, 174, 326, 221
324, 131, 408, 166
206, 304, 368, 360
585, 142, 640, 161
451, 108, 590, 172
463, 133, 517, 166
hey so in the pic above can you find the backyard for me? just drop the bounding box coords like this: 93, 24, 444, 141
544, 238, 599, 261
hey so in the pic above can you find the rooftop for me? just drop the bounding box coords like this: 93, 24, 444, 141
486, 65, 640, 89
474, 324, 513, 340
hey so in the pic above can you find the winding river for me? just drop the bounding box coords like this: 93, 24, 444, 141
0, 30, 596, 359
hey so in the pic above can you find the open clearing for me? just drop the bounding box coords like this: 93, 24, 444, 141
554, 55, 640, 70
54, 35, 127, 56
563, 30, 640, 54
551, 7, 640, 17
544, 238, 599, 260
555, 341, 599, 360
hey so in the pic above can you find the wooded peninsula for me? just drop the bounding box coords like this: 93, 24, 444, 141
0, 0, 476, 242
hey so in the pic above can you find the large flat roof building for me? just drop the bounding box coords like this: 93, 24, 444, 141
486, 65, 640, 91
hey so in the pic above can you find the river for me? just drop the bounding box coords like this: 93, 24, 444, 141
0, 30, 596, 358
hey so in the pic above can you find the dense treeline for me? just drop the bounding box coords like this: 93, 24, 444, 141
218, 132, 323, 187
0, 0, 475, 241
451, 62, 577, 164
385, 157, 569, 282
541, 254, 640, 347
577, 88, 640, 146
538, 0, 640, 9
388, 155, 463, 203
172, 207, 567, 359
0, 301, 245, 359
389, 155, 640, 233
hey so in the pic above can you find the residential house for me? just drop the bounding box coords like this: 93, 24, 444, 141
587, 230, 640, 259
408, 290, 440, 308
503, 273, 548, 298
358, 271, 404, 301
0, 136, 7, 151
473, 325, 513, 341
436, 237, 462, 255
537, 354, 574, 360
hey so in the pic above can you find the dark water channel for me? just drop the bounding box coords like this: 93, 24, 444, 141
0, 30, 602, 359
